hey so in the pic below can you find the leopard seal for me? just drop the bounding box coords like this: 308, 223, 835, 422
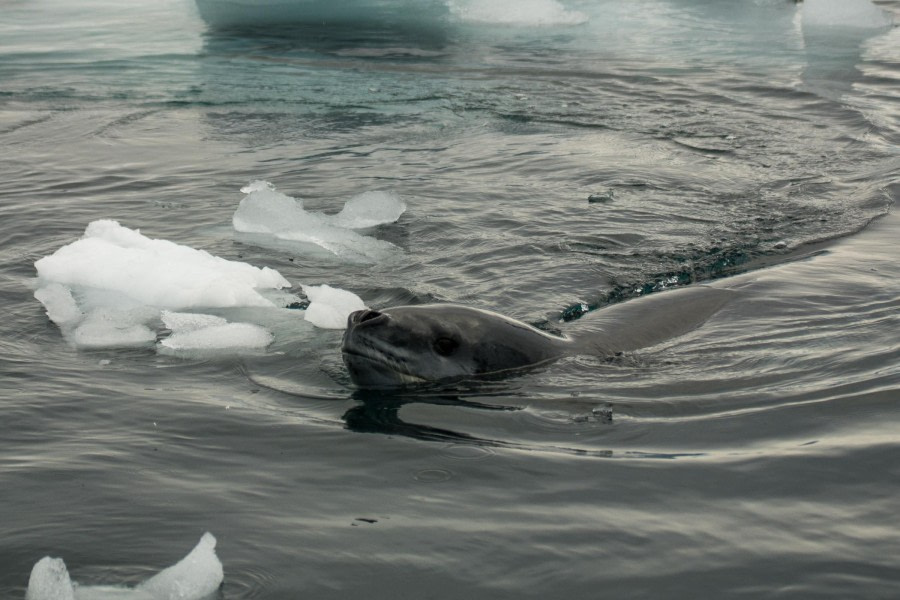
341, 285, 734, 388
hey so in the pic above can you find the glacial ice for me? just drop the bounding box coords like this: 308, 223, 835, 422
25, 533, 223, 600
302, 283, 367, 329
232, 180, 405, 262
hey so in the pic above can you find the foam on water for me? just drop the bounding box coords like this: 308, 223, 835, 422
25, 533, 223, 600
232, 181, 405, 262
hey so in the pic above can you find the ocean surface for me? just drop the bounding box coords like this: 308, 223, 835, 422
1, 0, 899, 597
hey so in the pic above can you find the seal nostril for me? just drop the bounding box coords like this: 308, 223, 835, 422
349, 309, 385, 326
359, 309, 383, 323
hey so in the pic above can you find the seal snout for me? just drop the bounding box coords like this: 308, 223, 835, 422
347, 308, 388, 328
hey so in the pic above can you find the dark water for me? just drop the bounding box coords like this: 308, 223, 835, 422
2, 0, 899, 597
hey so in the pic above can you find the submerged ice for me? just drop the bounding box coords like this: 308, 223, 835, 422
232, 181, 406, 262
157, 310, 274, 354
26, 532, 223, 600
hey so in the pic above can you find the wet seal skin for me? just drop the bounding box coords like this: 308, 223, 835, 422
341, 286, 735, 388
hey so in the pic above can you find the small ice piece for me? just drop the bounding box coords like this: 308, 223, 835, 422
26, 533, 223, 600
26, 557, 75, 600
302, 284, 366, 329
137, 532, 223, 600
232, 181, 404, 261
33, 221, 292, 350
331, 191, 407, 229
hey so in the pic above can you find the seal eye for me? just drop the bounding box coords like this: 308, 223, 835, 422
433, 337, 458, 357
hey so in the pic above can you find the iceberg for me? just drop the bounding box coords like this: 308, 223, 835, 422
195, 0, 451, 28
25, 533, 223, 600
194, 0, 589, 29
232, 181, 406, 263
447, 0, 587, 26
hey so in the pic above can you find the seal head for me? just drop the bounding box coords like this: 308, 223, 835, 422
341, 304, 569, 388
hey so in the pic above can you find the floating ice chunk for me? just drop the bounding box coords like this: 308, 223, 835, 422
137, 533, 223, 600
232, 181, 405, 262
332, 191, 408, 229
158, 310, 273, 353
35, 220, 289, 311
448, 0, 588, 26
26, 557, 75, 600
302, 284, 366, 329
26, 533, 222, 600
33, 221, 292, 350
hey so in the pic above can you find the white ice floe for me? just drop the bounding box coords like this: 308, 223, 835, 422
36, 219, 288, 310
302, 283, 367, 329
232, 180, 406, 262
32, 220, 289, 350
26, 532, 223, 600
33, 217, 371, 350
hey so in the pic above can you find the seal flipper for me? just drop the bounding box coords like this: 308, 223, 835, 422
570, 286, 736, 355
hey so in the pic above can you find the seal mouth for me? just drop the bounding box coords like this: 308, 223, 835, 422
341, 325, 426, 386
342, 349, 426, 386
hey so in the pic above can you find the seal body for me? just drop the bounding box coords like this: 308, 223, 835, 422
341, 286, 734, 388
341, 305, 570, 388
